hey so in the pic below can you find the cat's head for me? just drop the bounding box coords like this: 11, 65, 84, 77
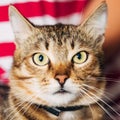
9, 2, 107, 107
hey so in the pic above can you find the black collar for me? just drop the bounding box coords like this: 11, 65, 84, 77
37, 105, 84, 116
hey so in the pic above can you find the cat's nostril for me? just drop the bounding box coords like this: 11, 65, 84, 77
55, 75, 68, 86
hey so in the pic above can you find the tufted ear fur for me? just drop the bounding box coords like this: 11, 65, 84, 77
80, 1, 108, 46
9, 5, 34, 45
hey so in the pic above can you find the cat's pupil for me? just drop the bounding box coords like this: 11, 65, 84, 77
77, 53, 81, 59
39, 55, 44, 62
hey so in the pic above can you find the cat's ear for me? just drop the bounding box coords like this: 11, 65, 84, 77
9, 5, 34, 44
80, 1, 107, 46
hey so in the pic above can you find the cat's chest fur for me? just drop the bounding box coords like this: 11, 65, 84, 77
58, 111, 79, 120
48, 111, 82, 120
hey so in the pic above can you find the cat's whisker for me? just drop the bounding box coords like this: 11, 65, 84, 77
87, 76, 120, 83
76, 89, 94, 119
6, 95, 35, 120
5, 100, 24, 112
87, 75, 118, 79
88, 104, 95, 120
81, 86, 120, 119
7, 103, 27, 120
82, 84, 120, 109
9, 98, 34, 120
5, 98, 26, 119
106, 79, 120, 83
80, 87, 116, 120
6, 102, 24, 120
19, 97, 36, 118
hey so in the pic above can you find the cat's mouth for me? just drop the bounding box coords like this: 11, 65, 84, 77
54, 88, 71, 94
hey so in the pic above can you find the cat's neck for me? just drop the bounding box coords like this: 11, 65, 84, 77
8, 94, 86, 120
36, 105, 84, 116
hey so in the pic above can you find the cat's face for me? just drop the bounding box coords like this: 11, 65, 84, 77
9, 3, 107, 107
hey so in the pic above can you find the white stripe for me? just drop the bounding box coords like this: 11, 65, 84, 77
0, 0, 39, 6
30, 13, 82, 25
0, 0, 85, 6
0, 22, 15, 43
0, 56, 13, 81
0, 13, 82, 43
0, 56, 13, 71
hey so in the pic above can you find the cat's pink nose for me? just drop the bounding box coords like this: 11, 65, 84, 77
55, 75, 68, 86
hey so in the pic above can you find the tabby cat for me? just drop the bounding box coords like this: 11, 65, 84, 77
0, 2, 108, 120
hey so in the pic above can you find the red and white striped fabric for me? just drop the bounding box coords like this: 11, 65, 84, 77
0, 0, 88, 85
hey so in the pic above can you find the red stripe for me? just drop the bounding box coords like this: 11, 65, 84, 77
0, 43, 15, 56
0, 68, 5, 74
0, 1, 87, 21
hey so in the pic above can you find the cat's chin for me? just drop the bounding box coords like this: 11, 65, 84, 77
36, 91, 77, 106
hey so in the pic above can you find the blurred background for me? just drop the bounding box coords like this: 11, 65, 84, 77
0, 0, 120, 119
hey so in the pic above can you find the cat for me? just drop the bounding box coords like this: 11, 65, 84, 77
0, 1, 108, 120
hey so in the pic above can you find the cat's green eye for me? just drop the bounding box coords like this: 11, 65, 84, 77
32, 53, 49, 66
72, 51, 88, 64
